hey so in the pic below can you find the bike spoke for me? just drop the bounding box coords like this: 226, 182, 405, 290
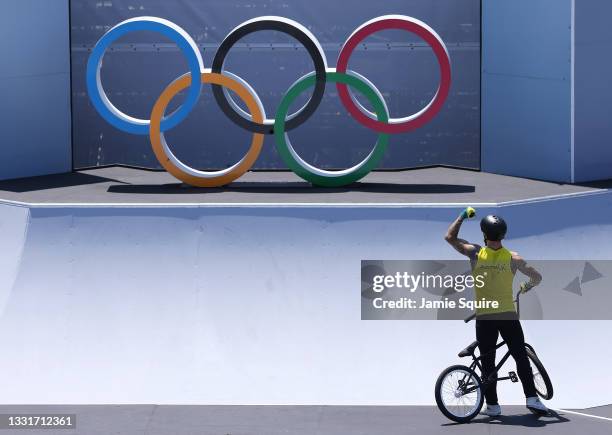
439, 368, 481, 418
528, 357, 548, 397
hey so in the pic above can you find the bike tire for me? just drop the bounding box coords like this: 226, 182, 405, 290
435, 364, 484, 423
525, 346, 553, 400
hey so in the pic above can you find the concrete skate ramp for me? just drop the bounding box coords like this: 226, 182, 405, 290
0, 204, 29, 314
0, 191, 611, 408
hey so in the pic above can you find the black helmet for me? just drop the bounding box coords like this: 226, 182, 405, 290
480, 215, 507, 241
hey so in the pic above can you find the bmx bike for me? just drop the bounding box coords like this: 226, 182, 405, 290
434, 291, 553, 423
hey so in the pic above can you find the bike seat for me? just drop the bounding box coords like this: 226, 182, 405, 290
458, 340, 479, 357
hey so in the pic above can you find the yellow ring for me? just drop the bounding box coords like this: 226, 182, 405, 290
149, 72, 264, 187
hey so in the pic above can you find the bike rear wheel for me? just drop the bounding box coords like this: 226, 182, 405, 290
435, 364, 484, 423
525, 346, 553, 400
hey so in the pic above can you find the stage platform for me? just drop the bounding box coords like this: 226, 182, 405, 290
0, 166, 608, 206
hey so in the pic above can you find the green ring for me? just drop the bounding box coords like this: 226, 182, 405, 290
274, 71, 389, 187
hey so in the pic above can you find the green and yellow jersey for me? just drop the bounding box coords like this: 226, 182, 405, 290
472, 246, 516, 316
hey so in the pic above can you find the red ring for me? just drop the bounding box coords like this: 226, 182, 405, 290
336, 16, 452, 134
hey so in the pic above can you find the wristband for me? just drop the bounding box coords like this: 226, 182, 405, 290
460, 207, 476, 219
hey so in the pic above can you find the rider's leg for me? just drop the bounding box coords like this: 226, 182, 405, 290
476, 319, 500, 405
497, 319, 537, 398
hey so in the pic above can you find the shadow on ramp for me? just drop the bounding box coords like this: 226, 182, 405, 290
107, 182, 475, 195
442, 410, 571, 427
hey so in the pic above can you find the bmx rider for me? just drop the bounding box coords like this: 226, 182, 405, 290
444, 207, 549, 416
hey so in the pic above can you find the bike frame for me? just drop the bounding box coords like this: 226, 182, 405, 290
460, 341, 534, 395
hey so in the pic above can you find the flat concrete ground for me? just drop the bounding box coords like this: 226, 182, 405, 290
0, 405, 609, 435
0, 166, 609, 204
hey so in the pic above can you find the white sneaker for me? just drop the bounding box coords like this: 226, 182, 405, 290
526, 396, 549, 415
481, 404, 501, 416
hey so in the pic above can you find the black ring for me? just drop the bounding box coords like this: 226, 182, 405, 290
211, 17, 327, 135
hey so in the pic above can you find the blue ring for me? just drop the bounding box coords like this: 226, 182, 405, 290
86, 17, 204, 135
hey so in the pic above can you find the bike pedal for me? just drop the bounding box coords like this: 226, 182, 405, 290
508, 371, 519, 383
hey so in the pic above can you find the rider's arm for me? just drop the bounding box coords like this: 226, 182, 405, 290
444, 211, 477, 258
512, 253, 542, 291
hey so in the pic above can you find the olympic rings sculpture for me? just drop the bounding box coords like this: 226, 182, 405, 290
87, 15, 451, 187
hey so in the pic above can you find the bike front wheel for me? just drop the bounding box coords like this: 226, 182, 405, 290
525, 346, 553, 400
435, 364, 484, 423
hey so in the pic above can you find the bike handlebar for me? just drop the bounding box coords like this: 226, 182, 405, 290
464, 312, 477, 323
463, 291, 522, 323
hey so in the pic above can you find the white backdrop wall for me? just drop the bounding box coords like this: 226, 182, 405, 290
0, 0, 71, 180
